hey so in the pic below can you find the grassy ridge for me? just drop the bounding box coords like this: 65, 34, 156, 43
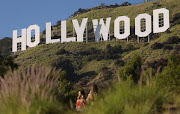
15, 0, 180, 88
41, 0, 180, 39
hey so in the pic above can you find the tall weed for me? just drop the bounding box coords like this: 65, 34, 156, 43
0, 66, 64, 113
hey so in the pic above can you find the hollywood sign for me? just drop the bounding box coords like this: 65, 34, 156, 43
12, 8, 169, 52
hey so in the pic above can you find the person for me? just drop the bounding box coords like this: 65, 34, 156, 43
86, 84, 98, 105
76, 90, 85, 112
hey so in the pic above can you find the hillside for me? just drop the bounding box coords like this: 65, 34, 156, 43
40, 0, 180, 41
0, 0, 180, 113
10, 0, 180, 89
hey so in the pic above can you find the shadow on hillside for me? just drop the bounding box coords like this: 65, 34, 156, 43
73, 71, 97, 86
80, 71, 98, 79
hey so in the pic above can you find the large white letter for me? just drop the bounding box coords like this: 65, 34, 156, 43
135, 13, 152, 37
46, 22, 60, 44
153, 8, 169, 33
61, 20, 76, 43
114, 16, 130, 39
92, 17, 111, 42
72, 18, 88, 42
27, 25, 40, 47
12, 29, 26, 52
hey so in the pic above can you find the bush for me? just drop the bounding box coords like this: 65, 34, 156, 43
103, 44, 113, 59
121, 54, 142, 83
85, 54, 180, 114
114, 59, 125, 66
102, 70, 112, 77
103, 44, 122, 60
70, 8, 89, 17
101, 66, 109, 72
78, 48, 100, 56
172, 13, 180, 25
56, 48, 67, 55
51, 56, 75, 81
0, 56, 18, 77
146, 58, 168, 70
0, 66, 64, 113
56, 20, 61, 26
156, 53, 180, 93
124, 44, 135, 52
86, 79, 171, 114
56, 71, 77, 106
96, 54, 104, 61
112, 45, 123, 53
166, 36, 180, 44
151, 42, 164, 49
121, 1, 131, 6
84, 45, 122, 61
165, 29, 171, 34
174, 45, 180, 52
163, 44, 173, 50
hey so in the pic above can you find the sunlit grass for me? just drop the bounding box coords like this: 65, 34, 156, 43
85, 79, 173, 114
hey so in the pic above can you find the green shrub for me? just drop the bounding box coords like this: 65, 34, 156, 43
156, 53, 180, 93
120, 54, 142, 83
151, 42, 164, 50
101, 67, 112, 77
123, 44, 135, 52
146, 58, 168, 69
86, 78, 171, 114
57, 71, 73, 102
103, 44, 122, 60
56, 48, 67, 55
0, 55, 18, 77
166, 36, 180, 44
78, 48, 100, 56
114, 59, 125, 66
174, 45, 180, 52
51, 56, 75, 81
172, 13, 180, 25
56, 71, 80, 110
163, 44, 173, 50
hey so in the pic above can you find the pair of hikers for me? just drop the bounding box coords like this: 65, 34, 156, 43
76, 84, 98, 112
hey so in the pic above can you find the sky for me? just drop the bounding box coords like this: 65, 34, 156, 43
0, 0, 146, 39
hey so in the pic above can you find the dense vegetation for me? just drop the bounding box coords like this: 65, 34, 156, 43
0, 0, 179, 113
85, 52, 180, 114
0, 55, 18, 77
0, 66, 64, 113
69, 2, 131, 18
1, 52, 179, 113
0, 37, 12, 56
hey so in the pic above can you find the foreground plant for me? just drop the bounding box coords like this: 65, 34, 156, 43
0, 65, 64, 114
85, 79, 171, 114
85, 53, 180, 114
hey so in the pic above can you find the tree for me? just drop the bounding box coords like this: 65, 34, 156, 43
57, 71, 72, 102
156, 53, 180, 93
56, 20, 61, 26
100, 3, 106, 8
120, 54, 142, 83
51, 55, 76, 81
0, 55, 18, 77
121, 2, 131, 6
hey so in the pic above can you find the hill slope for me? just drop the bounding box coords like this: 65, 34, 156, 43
40, 0, 180, 41
13, 0, 180, 88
